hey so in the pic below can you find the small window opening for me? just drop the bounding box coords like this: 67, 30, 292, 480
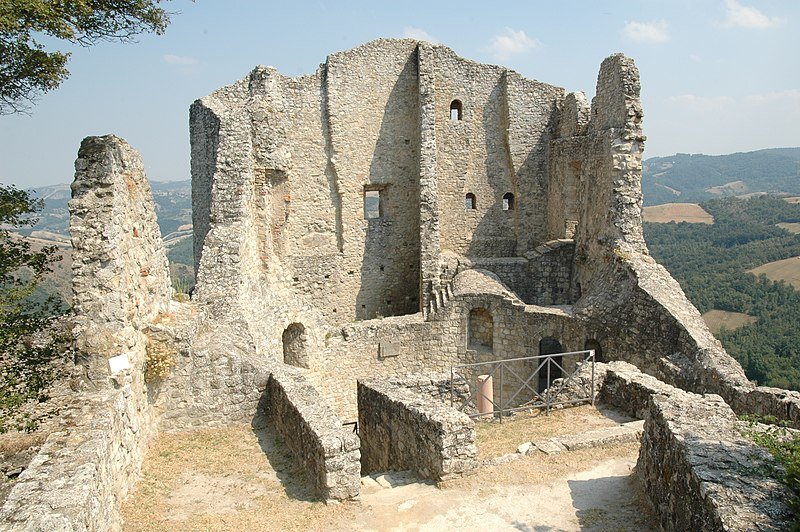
450, 99, 463, 121
283, 323, 308, 368
465, 192, 476, 210
502, 192, 515, 211
468, 307, 493, 351
364, 188, 382, 219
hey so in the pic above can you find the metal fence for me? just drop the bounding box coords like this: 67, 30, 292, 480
449, 349, 596, 420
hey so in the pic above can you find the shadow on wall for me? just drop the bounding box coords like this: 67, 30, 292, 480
466, 78, 518, 259
356, 52, 421, 320
250, 411, 320, 502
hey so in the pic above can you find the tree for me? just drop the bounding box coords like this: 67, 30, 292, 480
0, 185, 68, 432
0, 0, 171, 114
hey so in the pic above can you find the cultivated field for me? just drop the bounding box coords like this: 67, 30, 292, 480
784, 197, 800, 204
777, 222, 800, 234
642, 203, 714, 224
702, 309, 757, 335
749, 257, 800, 290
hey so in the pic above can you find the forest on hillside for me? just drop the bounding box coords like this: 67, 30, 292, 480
644, 195, 800, 390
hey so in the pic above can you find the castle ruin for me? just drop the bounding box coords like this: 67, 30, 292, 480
1, 39, 797, 530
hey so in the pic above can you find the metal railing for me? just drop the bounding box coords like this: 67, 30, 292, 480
449, 349, 596, 420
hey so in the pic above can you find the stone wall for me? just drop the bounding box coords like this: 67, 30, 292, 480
0, 383, 147, 530
0, 136, 172, 530
70, 135, 172, 380
587, 361, 793, 530
638, 391, 793, 530
358, 378, 476, 481
266, 369, 360, 501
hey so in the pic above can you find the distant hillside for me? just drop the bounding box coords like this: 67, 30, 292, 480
20, 179, 194, 298
23, 180, 192, 241
642, 148, 800, 206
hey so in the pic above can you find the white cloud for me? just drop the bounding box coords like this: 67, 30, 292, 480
744, 89, 800, 106
402, 27, 439, 43
163, 54, 199, 66
689, 54, 703, 63
488, 28, 539, 62
668, 94, 735, 107
722, 0, 785, 29
621, 20, 670, 43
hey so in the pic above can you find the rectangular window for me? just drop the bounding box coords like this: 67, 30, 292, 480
364, 189, 381, 219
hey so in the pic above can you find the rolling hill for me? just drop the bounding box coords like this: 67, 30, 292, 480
642, 148, 800, 206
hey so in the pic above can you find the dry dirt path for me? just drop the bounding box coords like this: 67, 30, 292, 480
123, 410, 655, 531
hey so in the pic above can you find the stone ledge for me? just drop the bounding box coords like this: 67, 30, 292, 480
637, 392, 793, 531
266, 368, 360, 501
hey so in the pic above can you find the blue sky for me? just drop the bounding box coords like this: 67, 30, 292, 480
1, 0, 798, 188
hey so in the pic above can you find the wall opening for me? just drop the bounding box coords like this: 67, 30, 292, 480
282, 323, 308, 368
468, 307, 493, 351
502, 192, 515, 211
465, 192, 476, 210
363, 188, 382, 219
538, 337, 563, 391
450, 99, 463, 121
584, 339, 603, 363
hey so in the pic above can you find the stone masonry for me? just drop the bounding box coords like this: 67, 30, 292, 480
5, 40, 800, 529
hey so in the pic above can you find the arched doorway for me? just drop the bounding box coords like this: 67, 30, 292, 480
538, 337, 563, 392
584, 339, 603, 363
282, 323, 308, 368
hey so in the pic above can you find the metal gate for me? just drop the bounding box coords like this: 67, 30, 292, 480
449, 349, 596, 420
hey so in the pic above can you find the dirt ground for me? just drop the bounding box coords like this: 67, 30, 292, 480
122, 406, 655, 531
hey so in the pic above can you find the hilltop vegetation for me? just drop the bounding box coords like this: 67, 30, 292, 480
644, 195, 800, 390
642, 148, 800, 206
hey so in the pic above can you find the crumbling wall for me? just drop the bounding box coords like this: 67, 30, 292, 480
0, 136, 172, 530
70, 135, 172, 379
0, 385, 149, 530
358, 378, 476, 481
638, 392, 793, 530
266, 369, 361, 501
433, 46, 562, 260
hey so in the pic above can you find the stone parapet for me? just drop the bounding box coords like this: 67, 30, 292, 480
637, 392, 793, 531
358, 377, 476, 481
266, 369, 360, 501
0, 381, 146, 531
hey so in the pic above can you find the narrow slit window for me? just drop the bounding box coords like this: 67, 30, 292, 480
364, 189, 382, 219
465, 193, 476, 210
450, 99, 463, 121
502, 192, 515, 211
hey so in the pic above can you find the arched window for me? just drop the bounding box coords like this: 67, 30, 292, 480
450, 99, 463, 121
465, 193, 476, 210
468, 307, 493, 350
584, 339, 603, 363
538, 337, 563, 391
282, 323, 308, 368
502, 192, 515, 211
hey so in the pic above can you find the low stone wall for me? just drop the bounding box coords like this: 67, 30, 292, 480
266, 369, 360, 501
358, 377, 476, 481
732, 386, 800, 429
380, 372, 470, 407
598, 361, 677, 419
637, 391, 793, 531
0, 379, 146, 531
